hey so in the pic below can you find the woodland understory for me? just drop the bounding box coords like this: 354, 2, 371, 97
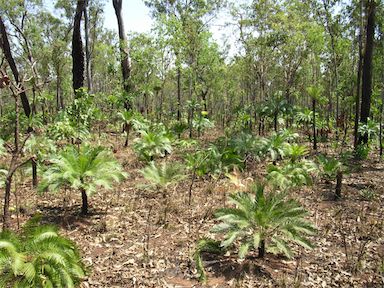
1, 0, 384, 287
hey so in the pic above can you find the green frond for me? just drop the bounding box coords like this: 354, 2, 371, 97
193, 238, 223, 283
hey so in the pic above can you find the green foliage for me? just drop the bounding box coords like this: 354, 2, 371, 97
169, 119, 189, 136
193, 238, 224, 283
227, 132, 265, 161
192, 116, 214, 135
0, 216, 85, 287
40, 144, 126, 198
267, 160, 317, 191
24, 135, 57, 162
212, 184, 316, 259
358, 118, 379, 141
261, 133, 292, 162
316, 154, 343, 179
354, 144, 370, 160
47, 113, 89, 142
186, 143, 244, 177
295, 109, 313, 126
285, 144, 309, 163
0, 138, 5, 156
133, 129, 172, 161
140, 161, 185, 189
67, 88, 97, 131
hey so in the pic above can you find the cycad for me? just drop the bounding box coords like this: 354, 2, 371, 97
262, 133, 291, 163
140, 161, 185, 189
140, 162, 185, 223
133, 130, 172, 162
267, 159, 317, 191
212, 184, 316, 259
117, 110, 135, 147
40, 145, 127, 215
0, 217, 85, 287
285, 144, 309, 163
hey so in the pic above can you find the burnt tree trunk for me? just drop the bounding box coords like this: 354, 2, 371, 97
113, 0, 132, 111
335, 170, 343, 200
81, 188, 88, 215
354, 0, 364, 148
84, 0, 92, 93
312, 98, 317, 150
0, 16, 31, 118
72, 0, 86, 92
359, 0, 376, 145
258, 240, 265, 258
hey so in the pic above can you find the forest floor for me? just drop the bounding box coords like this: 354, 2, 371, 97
2, 131, 384, 288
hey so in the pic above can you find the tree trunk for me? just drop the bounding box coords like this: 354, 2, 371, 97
32, 158, 38, 188
2, 178, 12, 230
84, 0, 92, 93
312, 98, 317, 150
177, 65, 181, 122
359, 0, 376, 145
335, 170, 343, 200
81, 188, 88, 215
113, 0, 132, 111
72, 0, 86, 92
354, 0, 364, 148
258, 239, 265, 258
0, 16, 31, 118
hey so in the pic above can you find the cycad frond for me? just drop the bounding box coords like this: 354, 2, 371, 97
140, 161, 185, 188
40, 145, 127, 214
210, 183, 316, 261
0, 219, 85, 287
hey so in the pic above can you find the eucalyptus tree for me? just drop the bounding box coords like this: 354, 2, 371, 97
113, 0, 132, 111
359, 0, 377, 145
145, 0, 223, 123
72, 0, 86, 92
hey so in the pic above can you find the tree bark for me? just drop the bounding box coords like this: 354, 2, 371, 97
258, 239, 265, 258
84, 0, 92, 93
0, 16, 31, 118
354, 0, 364, 148
81, 188, 88, 215
113, 0, 132, 110
72, 0, 86, 92
359, 0, 376, 145
312, 98, 317, 150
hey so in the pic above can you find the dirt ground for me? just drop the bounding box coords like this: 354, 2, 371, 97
2, 133, 384, 288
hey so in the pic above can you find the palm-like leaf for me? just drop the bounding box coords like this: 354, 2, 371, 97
212, 184, 316, 259
316, 154, 342, 179
40, 145, 127, 214
267, 159, 317, 191
133, 130, 172, 161
140, 162, 185, 189
0, 217, 85, 287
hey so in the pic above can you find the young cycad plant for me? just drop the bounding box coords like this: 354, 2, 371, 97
140, 162, 185, 223
195, 184, 316, 281
0, 217, 85, 287
316, 154, 344, 199
133, 129, 172, 162
212, 184, 315, 259
267, 159, 317, 191
261, 133, 291, 164
24, 135, 57, 187
39, 145, 127, 215
285, 144, 309, 163
118, 110, 135, 147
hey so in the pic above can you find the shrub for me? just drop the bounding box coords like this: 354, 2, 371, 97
0, 217, 85, 287
195, 184, 316, 281
39, 145, 126, 215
